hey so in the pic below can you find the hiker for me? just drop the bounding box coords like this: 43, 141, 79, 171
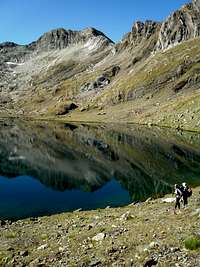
181, 182, 192, 207
174, 184, 182, 213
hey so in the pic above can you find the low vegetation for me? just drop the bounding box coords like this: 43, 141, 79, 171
184, 237, 200, 250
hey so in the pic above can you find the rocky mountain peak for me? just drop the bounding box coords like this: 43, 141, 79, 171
0, 42, 19, 49
31, 27, 113, 51
117, 1, 200, 53
155, 1, 200, 51
116, 20, 160, 56
131, 20, 160, 39
80, 27, 113, 42
121, 20, 160, 45
31, 28, 80, 50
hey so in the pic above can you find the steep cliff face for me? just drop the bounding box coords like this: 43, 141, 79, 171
124, 20, 160, 45
155, 1, 200, 51
118, 0, 200, 53
116, 20, 160, 56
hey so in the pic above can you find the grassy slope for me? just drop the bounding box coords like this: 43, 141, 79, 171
54, 38, 200, 131
3, 37, 200, 132
0, 187, 200, 266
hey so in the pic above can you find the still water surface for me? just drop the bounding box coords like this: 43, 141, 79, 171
0, 119, 200, 220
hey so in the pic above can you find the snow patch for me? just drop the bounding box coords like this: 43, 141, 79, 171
6, 62, 24, 66
161, 197, 175, 203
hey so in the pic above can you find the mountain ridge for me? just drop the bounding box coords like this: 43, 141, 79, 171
1, 0, 199, 52
1, 0, 200, 131
29, 27, 114, 51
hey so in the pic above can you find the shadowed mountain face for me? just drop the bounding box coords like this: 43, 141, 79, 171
1, 1, 200, 131
1, 119, 200, 203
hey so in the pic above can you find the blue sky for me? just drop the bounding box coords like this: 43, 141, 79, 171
0, 0, 189, 44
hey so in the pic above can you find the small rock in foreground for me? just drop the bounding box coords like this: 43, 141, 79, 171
92, 233, 105, 241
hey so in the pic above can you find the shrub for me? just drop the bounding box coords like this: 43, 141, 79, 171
184, 237, 200, 250
4, 231, 17, 239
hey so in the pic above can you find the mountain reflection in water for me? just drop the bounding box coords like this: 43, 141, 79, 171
0, 119, 200, 219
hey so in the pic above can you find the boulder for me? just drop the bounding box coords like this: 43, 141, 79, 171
56, 102, 78, 115
144, 258, 158, 267
92, 233, 105, 241
37, 244, 48, 250
19, 250, 29, 257
120, 211, 134, 221
80, 65, 119, 93
0, 220, 6, 227
173, 80, 188, 93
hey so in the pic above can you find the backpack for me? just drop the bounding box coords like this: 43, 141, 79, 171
187, 188, 192, 197
175, 187, 182, 197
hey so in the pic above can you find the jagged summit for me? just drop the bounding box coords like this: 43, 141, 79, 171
0, 26, 114, 69
120, 20, 160, 44
0, 42, 19, 48
131, 20, 160, 40
29, 27, 114, 51
117, 0, 200, 53
155, 1, 200, 50
127, 20, 161, 46
116, 20, 160, 59
0, 27, 114, 61
80, 27, 114, 43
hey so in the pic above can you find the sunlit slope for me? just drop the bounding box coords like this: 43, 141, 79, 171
66, 37, 200, 130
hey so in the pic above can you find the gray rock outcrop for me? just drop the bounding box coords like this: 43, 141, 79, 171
193, 0, 200, 11
30, 27, 114, 51
126, 20, 161, 45
80, 65, 120, 93
0, 27, 113, 65
119, 1, 200, 53
155, 1, 200, 51
117, 20, 161, 53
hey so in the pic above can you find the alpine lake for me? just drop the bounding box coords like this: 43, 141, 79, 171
1, 118, 200, 220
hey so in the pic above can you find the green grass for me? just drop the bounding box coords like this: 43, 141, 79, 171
184, 237, 200, 250
93, 37, 200, 108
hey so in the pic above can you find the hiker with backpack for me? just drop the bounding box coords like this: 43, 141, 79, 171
174, 184, 182, 214
173, 182, 192, 213
180, 182, 192, 208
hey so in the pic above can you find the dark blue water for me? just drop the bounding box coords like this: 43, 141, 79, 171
0, 175, 130, 220
1, 119, 200, 220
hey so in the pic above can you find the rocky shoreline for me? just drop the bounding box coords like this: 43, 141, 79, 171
0, 187, 200, 266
